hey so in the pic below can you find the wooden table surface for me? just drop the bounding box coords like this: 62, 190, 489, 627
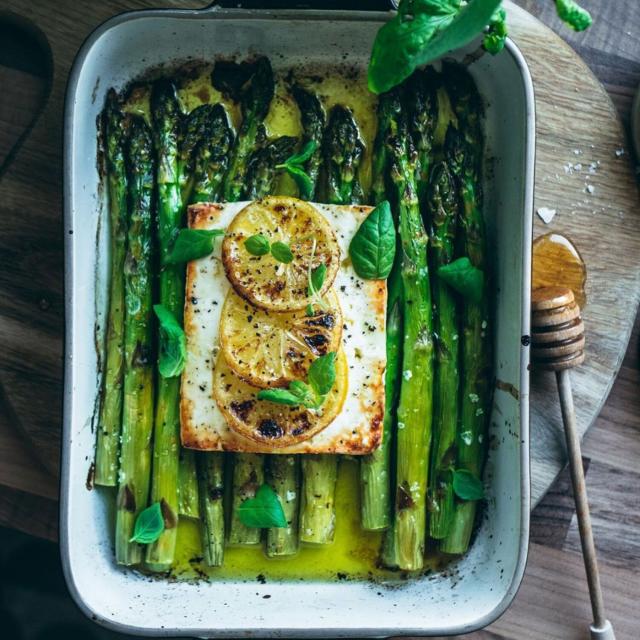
0, 1, 639, 638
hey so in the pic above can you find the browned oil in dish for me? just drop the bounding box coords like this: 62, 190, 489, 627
532, 233, 587, 308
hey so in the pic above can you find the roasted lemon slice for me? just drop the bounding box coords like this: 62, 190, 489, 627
220, 287, 343, 388
221, 196, 340, 311
213, 350, 348, 448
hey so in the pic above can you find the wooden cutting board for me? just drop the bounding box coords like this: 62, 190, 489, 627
0, 1, 638, 505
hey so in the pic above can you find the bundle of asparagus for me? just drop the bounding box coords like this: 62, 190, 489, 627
366, 66, 491, 569
95, 56, 491, 574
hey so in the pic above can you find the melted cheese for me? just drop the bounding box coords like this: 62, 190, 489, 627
181, 201, 386, 455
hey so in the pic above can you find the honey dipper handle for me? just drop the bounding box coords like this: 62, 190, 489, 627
556, 370, 615, 640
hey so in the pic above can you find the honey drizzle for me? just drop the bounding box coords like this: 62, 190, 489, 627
532, 233, 587, 308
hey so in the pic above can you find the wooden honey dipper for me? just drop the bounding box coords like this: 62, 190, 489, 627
531, 286, 615, 640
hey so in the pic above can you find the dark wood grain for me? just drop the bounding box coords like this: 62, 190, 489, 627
0, 0, 209, 476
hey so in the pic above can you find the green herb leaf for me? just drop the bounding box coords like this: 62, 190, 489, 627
276, 141, 318, 199
271, 241, 294, 264
308, 263, 327, 297
283, 164, 314, 200
154, 304, 186, 378
452, 469, 485, 501
554, 0, 592, 31
483, 7, 507, 54
164, 229, 224, 264
237, 483, 288, 529
349, 200, 396, 279
257, 353, 336, 409
308, 352, 336, 397
288, 380, 319, 407
257, 387, 305, 406
437, 256, 484, 303
368, 0, 503, 94
281, 140, 318, 166
129, 502, 165, 544
245, 233, 271, 257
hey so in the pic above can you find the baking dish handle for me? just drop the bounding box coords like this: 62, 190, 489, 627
213, 1, 396, 10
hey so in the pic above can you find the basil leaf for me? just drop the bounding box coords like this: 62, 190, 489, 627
308, 352, 336, 397
237, 483, 288, 529
289, 380, 318, 407
164, 229, 224, 265
452, 469, 485, 501
245, 233, 270, 256
349, 200, 396, 279
129, 502, 165, 544
437, 256, 484, 303
368, 0, 503, 94
483, 7, 507, 54
154, 304, 186, 378
283, 164, 314, 200
555, 0, 592, 32
271, 241, 294, 264
308, 263, 327, 297
257, 387, 302, 406
276, 141, 318, 199
281, 140, 318, 166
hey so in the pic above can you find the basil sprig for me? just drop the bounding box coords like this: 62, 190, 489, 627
164, 229, 224, 264
237, 483, 288, 529
437, 256, 484, 303
276, 140, 318, 199
130, 502, 165, 544
245, 234, 293, 264
257, 352, 336, 410
368, 0, 593, 94
154, 304, 186, 378
368, 0, 503, 94
452, 469, 485, 501
348, 200, 396, 280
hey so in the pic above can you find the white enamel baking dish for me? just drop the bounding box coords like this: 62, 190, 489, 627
62, 6, 534, 637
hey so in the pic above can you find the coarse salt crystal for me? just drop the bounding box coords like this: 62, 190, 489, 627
537, 207, 557, 224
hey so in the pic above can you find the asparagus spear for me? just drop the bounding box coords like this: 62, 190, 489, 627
266, 456, 300, 556
300, 455, 338, 544
291, 85, 325, 200
223, 57, 275, 202
243, 135, 298, 200
95, 91, 129, 487
360, 91, 403, 531
369, 90, 402, 206
386, 104, 435, 572
177, 450, 200, 520
427, 158, 460, 540
441, 72, 492, 555
299, 104, 365, 545
405, 68, 439, 207
241, 93, 322, 555
175, 109, 235, 529
146, 79, 192, 570
235, 131, 301, 554
180, 104, 234, 562
189, 104, 234, 204
115, 117, 155, 566
228, 453, 265, 545
196, 452, 225, 566
321, 105, 364, 205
